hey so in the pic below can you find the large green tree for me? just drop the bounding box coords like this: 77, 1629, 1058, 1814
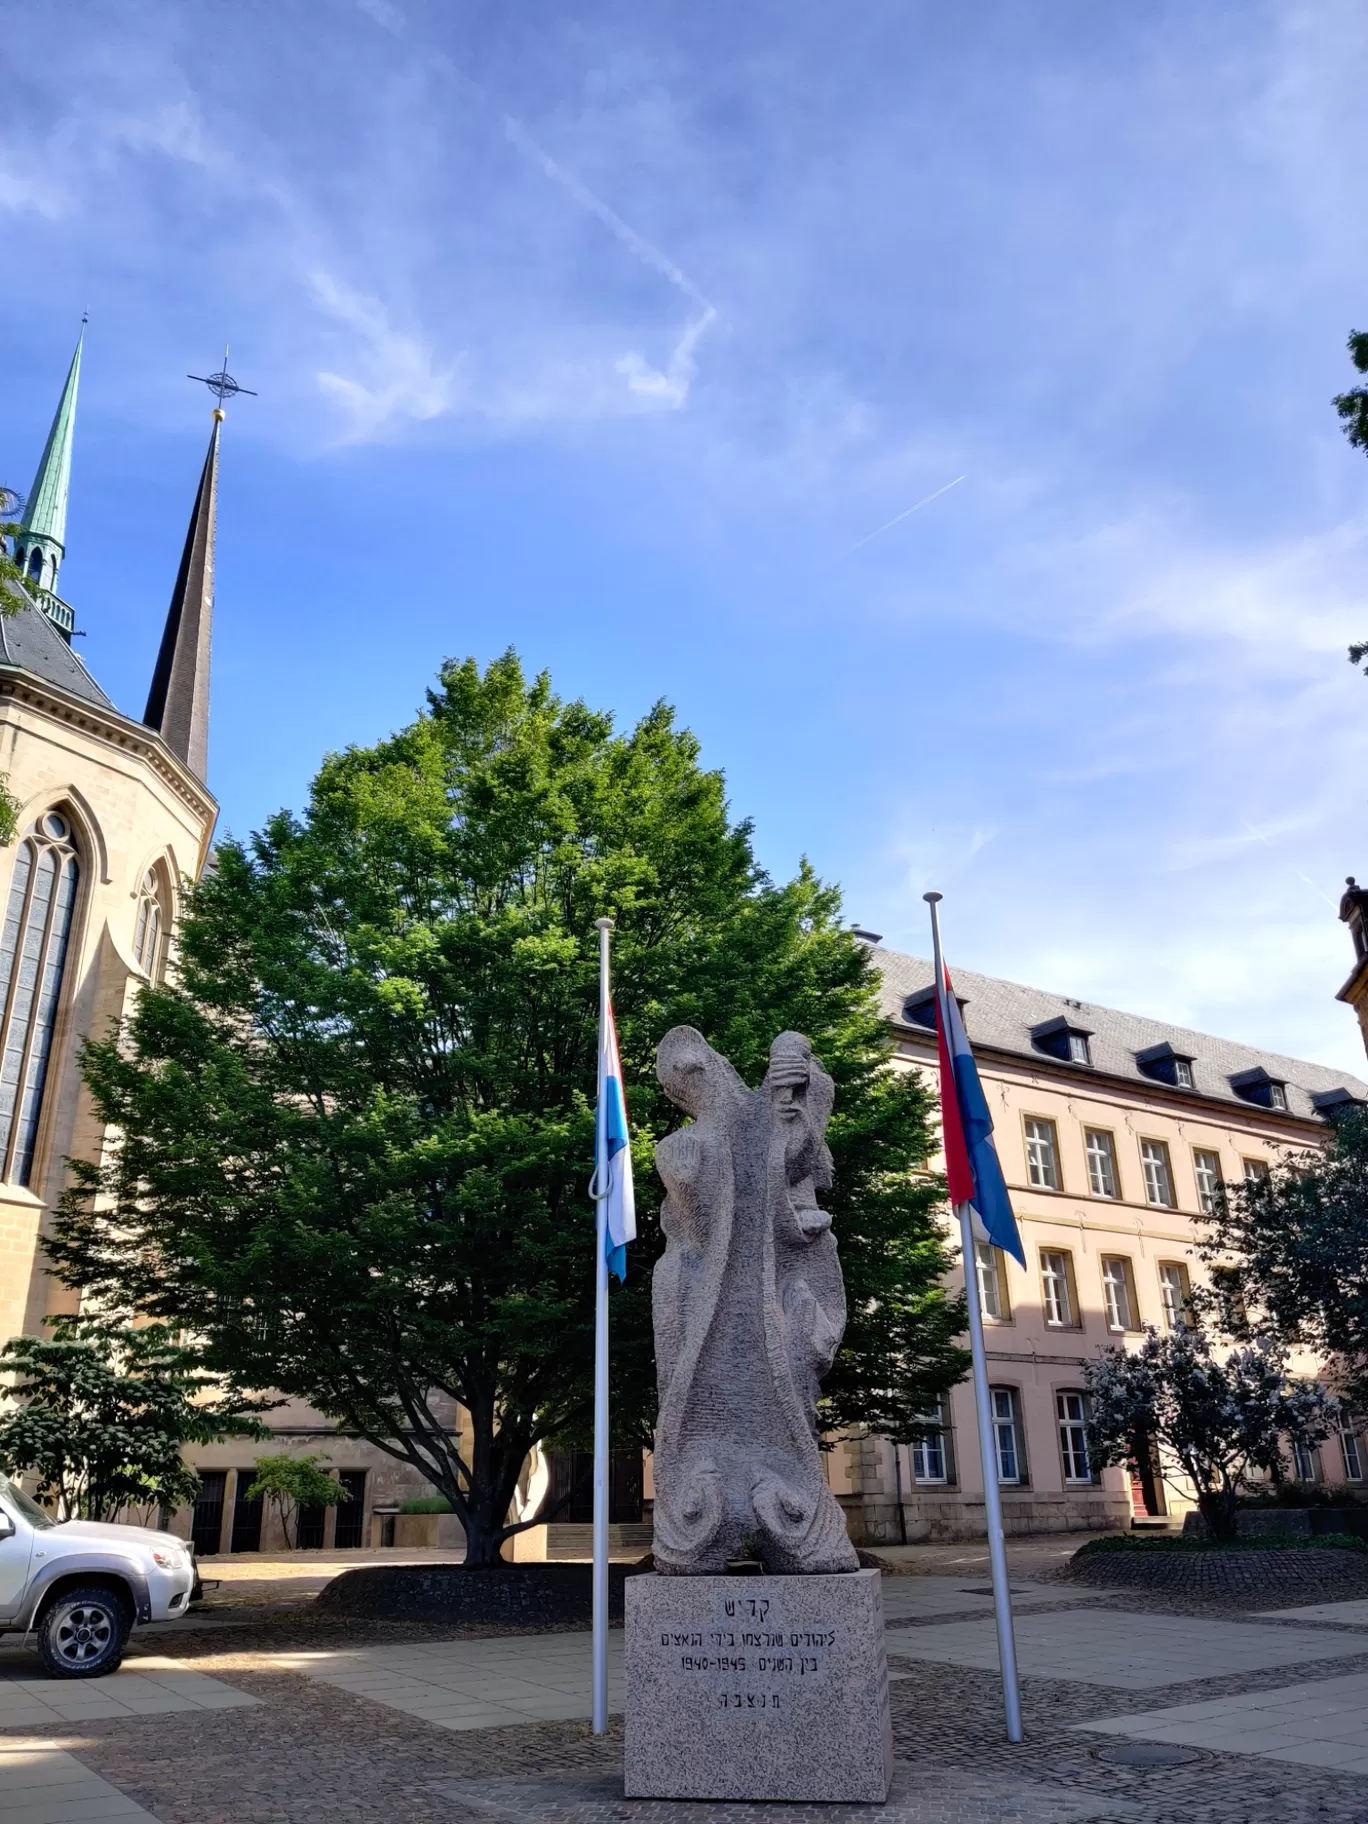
48, 653, 966, 1563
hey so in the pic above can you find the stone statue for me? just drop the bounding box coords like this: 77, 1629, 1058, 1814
650, 1026, 860, 1576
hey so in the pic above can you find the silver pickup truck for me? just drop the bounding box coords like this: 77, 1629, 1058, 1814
0, 1471, 196, 1677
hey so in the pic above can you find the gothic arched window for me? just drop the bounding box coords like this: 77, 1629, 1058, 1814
133, 869, 169, 979
26, 548, 43, 582
0, 812, 81, 1185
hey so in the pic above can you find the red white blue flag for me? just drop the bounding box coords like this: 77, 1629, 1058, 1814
934, 965, 1024, 1265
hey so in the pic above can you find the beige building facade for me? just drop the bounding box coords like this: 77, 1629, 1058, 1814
828, 944, 1368, 1544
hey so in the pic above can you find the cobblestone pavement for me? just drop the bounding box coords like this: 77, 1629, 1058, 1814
8, 1574, 1368, 1822
423, 1765, 1143, 1822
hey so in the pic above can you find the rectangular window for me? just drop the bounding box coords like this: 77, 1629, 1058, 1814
1193, 1149, 1224, 1216
990, 1387, 1025, 1485
911, 1397, 953, 1485
1244, 1158, 1271, 1185
1342, 1420, 1364, 1483
1269, 1083, 1287, 1111
1158, 1262, 1191, 1331
1084, 1129, 1119, 1199
1024, 1117, 1060, 1190
1040, 1249, 1075, 1327
1292, 1440, 1319, 1483
1056, 1391, 1092, 1483
1140, 1138, 1176, 1208
1068, 1033, 1091, 1066
1101, 1256, 1136, 1331
975, 1242, 1009, 1322
1173, 1058, 1193, 1088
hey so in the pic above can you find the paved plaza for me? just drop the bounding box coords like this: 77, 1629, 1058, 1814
6, 1556, 1368, 1821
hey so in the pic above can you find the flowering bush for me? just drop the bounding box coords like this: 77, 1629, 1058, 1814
1084, 1323, 1336, 1541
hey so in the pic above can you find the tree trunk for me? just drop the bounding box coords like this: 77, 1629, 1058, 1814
462, 1523, 508, 1566
1197, 1485, 1240, 1542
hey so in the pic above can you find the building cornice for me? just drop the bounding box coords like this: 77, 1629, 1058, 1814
892, 1021, 1328, 1139
0, 667, 217, 836
1337, 955, 1368, 1009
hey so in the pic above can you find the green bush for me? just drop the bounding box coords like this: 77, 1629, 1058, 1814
1075, 1531, 1368, 1558
399, 1495, 453, 1514
1239, 1482, 1366, 1509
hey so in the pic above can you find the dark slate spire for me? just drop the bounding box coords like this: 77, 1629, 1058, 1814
144, 411, 220, 781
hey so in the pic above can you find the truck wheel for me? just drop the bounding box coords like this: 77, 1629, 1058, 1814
36, 1586, 130, 1679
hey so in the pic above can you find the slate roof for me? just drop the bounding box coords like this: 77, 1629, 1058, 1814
870, 944, 1368, 1123
0, 597, 114, 710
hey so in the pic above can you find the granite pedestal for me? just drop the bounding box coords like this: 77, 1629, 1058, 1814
624, 1569, 893, 1803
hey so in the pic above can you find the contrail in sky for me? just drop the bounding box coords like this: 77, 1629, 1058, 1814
502, 116, 715, 315
1242, 822, 1337, 911
840, 475, 965, 559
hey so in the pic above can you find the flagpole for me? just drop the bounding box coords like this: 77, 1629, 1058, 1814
925, 891, 1023, 1744
591, 916, 613, 1735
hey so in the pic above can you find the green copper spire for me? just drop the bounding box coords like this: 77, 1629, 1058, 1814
14, 328, 83, 620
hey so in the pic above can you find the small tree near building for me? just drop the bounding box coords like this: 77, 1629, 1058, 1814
1199, 1107, 1368, 1410
1084, 1322, 1337, 1541
0, 1317, 265, 1522
245, 1454, 347, 1549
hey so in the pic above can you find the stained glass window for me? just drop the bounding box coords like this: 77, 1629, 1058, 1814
0, 813, 80, 1185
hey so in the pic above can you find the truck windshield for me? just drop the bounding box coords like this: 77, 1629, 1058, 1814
0, 1473, 55, 1529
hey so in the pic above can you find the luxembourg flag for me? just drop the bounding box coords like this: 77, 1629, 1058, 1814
934, 964, 1024, 1266
596, 1000, 637, 1282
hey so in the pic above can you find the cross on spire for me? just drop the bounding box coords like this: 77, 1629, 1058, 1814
187, 345, 257, 409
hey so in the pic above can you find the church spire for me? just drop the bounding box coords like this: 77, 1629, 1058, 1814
144, 411, 220, 782
14, 326, 83, 629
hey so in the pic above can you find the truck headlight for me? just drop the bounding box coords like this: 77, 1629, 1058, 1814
151, 1549, 185, 1569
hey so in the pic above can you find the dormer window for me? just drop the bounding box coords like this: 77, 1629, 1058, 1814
1030, 1016, 1094, 1067
1313, 1088, 1367, 1123
1230, 1066, 1290, 1112
902, 988, 967, 1032
1136, 1042, 1196, 1090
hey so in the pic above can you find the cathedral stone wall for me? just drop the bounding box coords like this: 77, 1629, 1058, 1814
0, 671, 214, 1346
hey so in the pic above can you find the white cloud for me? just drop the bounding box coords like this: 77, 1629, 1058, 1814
311, 273, 463, 442
616, 305, 717, 410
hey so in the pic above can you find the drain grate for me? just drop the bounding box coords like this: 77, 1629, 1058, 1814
1094, 1742, 1200, 1767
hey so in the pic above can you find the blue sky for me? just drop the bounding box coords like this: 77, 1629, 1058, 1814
4, 0, 1368, 1072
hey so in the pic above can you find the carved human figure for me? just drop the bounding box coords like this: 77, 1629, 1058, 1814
651, 1026, 859, 1575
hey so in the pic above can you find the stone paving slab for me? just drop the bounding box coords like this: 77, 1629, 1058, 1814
0, 1738, 157, 1822
274, 1632, 625, 1731
887, 1608, 1368, 1689
1256, 1598, 1368, 1626
880, 1580, 1108, 1622
0, 1650, 257, 1732
426, 1764, 1143, 1822
1074, 1668, 1368, 1772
